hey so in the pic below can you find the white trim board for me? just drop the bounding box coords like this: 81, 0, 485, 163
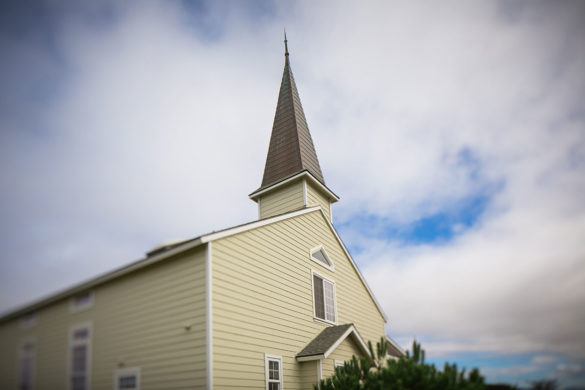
206, 242, 213, 390
249, 170, 339, 202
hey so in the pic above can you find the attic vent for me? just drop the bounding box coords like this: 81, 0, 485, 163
310, 246, 333, 270
146, 239, 187, 257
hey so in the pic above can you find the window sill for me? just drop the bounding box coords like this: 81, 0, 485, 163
313, 317, 338, 326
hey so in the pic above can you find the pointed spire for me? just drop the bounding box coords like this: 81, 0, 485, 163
259, 35, 325, 188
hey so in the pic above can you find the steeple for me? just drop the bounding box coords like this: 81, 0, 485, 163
250, 36, 339, 221
259, 34, 325, 188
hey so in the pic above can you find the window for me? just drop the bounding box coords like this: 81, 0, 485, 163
114, 368, 140, 390
20, 312, 37, 329
69, 323, 91, 390
264, 354, 283, 390
310, 246, 334, 271
334, 360, 344, 370
18, 340, 35, 390
70, 291, 94, 312
312, 271, 337, 323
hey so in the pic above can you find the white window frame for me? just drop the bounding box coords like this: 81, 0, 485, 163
18, 338, 36, 390
334, 360, 344, 370
67, 321, 92, 390
264, 353, 283, 390
69, 291, 94, 313
309, 245, 334, 271
311, 270, 338, 325
113, 367, 140, 390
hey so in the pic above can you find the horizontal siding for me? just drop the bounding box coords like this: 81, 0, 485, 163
0, 246, 207, 390
212, 210, 385, 390
306, 181, 331, 221
259, 180, 305, 219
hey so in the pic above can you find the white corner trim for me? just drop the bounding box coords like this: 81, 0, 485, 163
317, 359, 323, 381
206, 242, 213, 390
329, 203, 333, 222
201, 206, 320, 243
318, 210, 389, 322
310, 245, 334, 272
302, 179, 307, 206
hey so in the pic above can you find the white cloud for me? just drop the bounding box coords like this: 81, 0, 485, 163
0, 3, 584, 386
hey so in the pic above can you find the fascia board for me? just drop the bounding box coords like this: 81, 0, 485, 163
201, 206, 320, 243
249, 171, 339, 202
296, 354, 325, 362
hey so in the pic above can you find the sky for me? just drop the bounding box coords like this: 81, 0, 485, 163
1, 0, 584, 387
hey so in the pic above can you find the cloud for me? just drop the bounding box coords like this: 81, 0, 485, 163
0, 0, 584, 385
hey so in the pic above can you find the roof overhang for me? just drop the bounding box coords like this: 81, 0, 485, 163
1, 205, 388, 326
249, 170, 339, 203
0, 207, 320, 322
296, 324, 374, 364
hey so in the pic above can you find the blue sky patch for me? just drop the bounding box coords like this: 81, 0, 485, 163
339, 193, 491, 256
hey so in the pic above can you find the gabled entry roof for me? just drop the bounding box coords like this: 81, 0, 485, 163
296, 324, 373, 362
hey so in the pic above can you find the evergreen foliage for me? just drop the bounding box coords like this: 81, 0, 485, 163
314, 339, 486, 390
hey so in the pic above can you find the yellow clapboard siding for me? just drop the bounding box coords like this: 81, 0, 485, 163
0, 246, 207, 390
212, 209, 386, 390
259, 180, 305, 219
306, 181, 332, 221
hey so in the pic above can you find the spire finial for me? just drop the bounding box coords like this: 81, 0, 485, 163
284, 29, 289, 57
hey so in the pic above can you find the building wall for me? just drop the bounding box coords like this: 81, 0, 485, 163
211, 209, 386, 389
321, 336, 364, 379
258, 180, 305, 219
305, 181, 332, 222
0, 246, 207, 390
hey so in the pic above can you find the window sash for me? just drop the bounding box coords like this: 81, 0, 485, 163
265, 355, 282, 390
69, 324, 90, 390
313, 273, 336, 323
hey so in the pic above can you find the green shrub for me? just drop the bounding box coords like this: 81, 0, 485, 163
314, 339, 485, 390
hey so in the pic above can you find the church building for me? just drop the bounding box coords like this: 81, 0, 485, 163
0, 38, 403, 390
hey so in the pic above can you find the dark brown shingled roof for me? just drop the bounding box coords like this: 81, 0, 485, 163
260, 37, 325, 189
297, 324, 354, 358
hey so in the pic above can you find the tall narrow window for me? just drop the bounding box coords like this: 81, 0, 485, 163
18, 340, 35, 390
312, 272, 337, 323
265, 354, 283, 390
69, 323, 91, 390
